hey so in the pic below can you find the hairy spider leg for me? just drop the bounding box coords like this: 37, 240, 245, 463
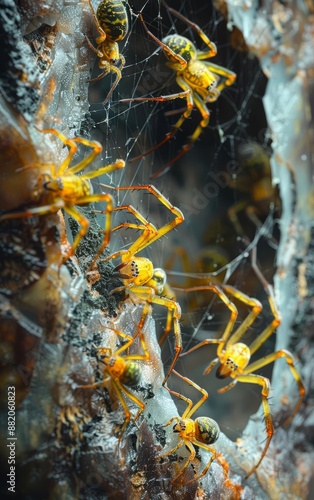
239, 350, 305, 476
150, 92, 210, 179
100, 184, 184, 261
165, 369, 209, 419
170, 285, 240, 350
161, 370, 221, 484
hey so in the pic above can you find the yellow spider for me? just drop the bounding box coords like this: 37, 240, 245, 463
79, 326, 149, 437
180, 272, 305, 478
86, 0, 128, 104
0, 128, 125, 268
121, 1, 236, 178
227, 141, 280, 240
96, 182, 184, 385
160, 370, 222, 485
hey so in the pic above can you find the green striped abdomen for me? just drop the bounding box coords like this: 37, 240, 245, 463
162, 35, 196, 64
97, 0, 128, 41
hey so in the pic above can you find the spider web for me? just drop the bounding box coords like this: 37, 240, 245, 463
87, 0, 279, 438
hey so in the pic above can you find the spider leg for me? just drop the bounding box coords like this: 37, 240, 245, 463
234, 373, 273, 478
109, 204, 158, 259
242, 349, 305, 427
176, 285, 239, 355
242, 250, 281, 354
121, 90, 190, 105
81, 158, 125, 180
221, 285, 263, 347
111, 378, 145, 439
85, 35, 104, 58
64, 204, 90, 259
77, 379, 107, 389
102, 58, 124, 105
0, 199, 65, 222
131, 299, 152, 339
227, 200, 248, 236
137, 12, 187, 69
41, 129, 78, 174
172, 440, 196, 483
159, 438, 185, 459
121, 86, 193, 166
181, 342, 222, 375
102, 327, 136, 357
65, 137, 102, 175
170, 370, 208, 420
151, 92, 210, 179
217, 379, 238, 393
87, 0, 107, 42
87, 61, 123, 100
129, 286, 182, 386
163, 383, 194, 421
162, 416, 180, 430
186, 440, 217, 485
114, 317, 150, 363
100, 213, 157, 264
104, 184, 184, 259
203, 62, 237, 91
65, 192, 113, 263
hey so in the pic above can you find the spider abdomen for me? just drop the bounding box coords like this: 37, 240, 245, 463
104, 355, 141, 387
120, 361, 141, 387
146, 267, 167, 295
195, 417, 220, 445
162, 35, 197, 65
97, 0, 128, 42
